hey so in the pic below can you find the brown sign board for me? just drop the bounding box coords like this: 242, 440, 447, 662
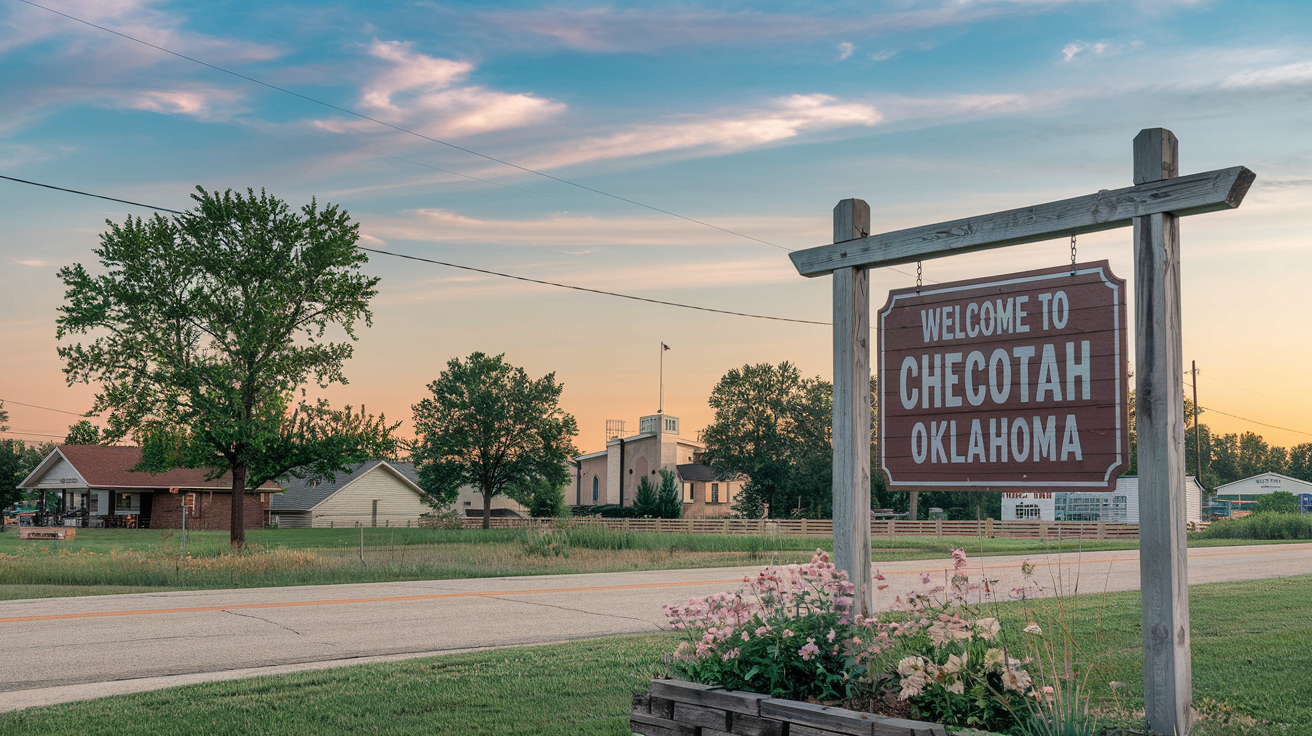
878, 260, 1129, 490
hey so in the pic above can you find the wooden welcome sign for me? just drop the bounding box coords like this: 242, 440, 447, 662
878, 261, 1128, 489
789, 129, 1255, 735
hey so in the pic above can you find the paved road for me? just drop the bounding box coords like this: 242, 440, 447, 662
3, 542, 1309, 712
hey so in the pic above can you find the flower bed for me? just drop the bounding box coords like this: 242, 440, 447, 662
652, 550, 1067, 735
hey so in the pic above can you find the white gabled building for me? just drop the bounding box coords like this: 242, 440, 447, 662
1001, 476, 1204, 524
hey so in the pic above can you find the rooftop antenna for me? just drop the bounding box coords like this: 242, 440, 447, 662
659, 342, 670, 414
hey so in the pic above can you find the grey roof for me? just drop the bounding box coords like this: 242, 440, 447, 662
676, 464, 716, 482
272, 460, 420, 511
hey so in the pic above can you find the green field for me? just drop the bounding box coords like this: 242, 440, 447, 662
1, 574, 1308, 736
0, 527, 1303, 601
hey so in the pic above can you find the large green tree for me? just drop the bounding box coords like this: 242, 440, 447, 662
412, 352, 578, 529
701, 362, 835, 518
58, 187, 397, 547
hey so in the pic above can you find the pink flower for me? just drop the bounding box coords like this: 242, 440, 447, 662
783, 629, 795, 638
826, 628, 836, 642
799, 638, 820, 661
722, 648, 740, 661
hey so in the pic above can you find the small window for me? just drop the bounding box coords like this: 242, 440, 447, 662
592, 476, 600, 503
711, 483, 720, 504
683, 482, 694, 503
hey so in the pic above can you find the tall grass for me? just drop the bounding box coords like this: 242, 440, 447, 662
1200, 512, 1312, 540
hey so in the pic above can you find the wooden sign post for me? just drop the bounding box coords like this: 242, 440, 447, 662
793, 129, 1254, 735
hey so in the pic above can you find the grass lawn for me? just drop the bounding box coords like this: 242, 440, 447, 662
0, 527, 1304, 601
2, 575, 1309, 736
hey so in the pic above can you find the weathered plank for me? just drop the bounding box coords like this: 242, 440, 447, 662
831, 199, 873, 618
790, 165, 1254, 276
648, 681, 767, 716
760, 699, 877, 735
673, 702, 730, 730
1133, 128, 1194, 734
631, 711, 696, 736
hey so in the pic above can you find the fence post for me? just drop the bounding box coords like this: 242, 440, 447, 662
985, 518, 994, 538
623, 518, 630, 532
801, 518, 808, 536
1038, 521, 1049, 539
935, 519, 943, 538
1098, 521, 1107, 540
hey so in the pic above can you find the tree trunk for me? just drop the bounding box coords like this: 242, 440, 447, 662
230, 464, 248, 549
483, 491, 492, 530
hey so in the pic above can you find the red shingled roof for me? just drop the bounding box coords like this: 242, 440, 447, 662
56, 445, 281, 491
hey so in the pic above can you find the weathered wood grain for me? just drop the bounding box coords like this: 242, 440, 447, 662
831, 199, 873, 619
1134, 128, 1194, 735
791, 166, 1254, 276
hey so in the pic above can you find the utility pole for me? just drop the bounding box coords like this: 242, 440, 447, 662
1193, 360, 1203, 486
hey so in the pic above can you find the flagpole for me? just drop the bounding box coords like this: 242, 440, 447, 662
659, 342, 664, 414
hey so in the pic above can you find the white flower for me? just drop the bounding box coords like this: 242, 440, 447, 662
1023, 622, 1043, 636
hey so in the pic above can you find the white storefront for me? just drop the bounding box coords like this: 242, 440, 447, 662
1002, 476, 1203, 524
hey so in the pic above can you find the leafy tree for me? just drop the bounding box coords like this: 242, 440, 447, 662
1288, 444, 1312, 483
64, 420, 106, 445
412, 352, 578, 529
633, 475, 659, 517
0, 440, 23, 510
656, 467, 683, 519
0, 401, 8, 432
57, 187, 396, 548
508, 476, 569, 518
1253, 491, 1300, 515
703, 362, 835, 519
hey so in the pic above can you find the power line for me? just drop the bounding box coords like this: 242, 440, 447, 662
1, 430, 66, 440
16, 0, 791, 253
355, 246, 828, 325
0, 174, 830, 325
1196, 406, 1312, 439
0, 175, 181, 213
380, 156, 552, 198
0, 399, 94, 417
1196, 370, 1312, 412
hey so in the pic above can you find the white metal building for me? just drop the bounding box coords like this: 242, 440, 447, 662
1001, 476, 1203, 524
1214, 472, 1312, 498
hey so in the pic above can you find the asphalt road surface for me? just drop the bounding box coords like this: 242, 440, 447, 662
3, 542, 1309, 712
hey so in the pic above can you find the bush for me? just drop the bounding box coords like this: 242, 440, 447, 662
633, 476, 660, 518
508, 477, 570, 518
1253, 491, 1300, 515
1200, 511, 1312, 540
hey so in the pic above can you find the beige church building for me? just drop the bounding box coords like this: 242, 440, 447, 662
572, 413, 743, 517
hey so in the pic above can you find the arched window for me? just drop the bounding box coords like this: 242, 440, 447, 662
592, 476, 599, 503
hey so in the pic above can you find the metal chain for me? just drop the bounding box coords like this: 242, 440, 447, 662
1070, 233, 1077, 274
916, 261, 922, 293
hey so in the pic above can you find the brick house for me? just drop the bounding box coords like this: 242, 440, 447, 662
18, 445, 278, 530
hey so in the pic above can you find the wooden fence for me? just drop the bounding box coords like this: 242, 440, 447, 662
456, 516, 1153, 540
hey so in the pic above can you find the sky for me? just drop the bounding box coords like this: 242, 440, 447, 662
1, 0, 1310, 454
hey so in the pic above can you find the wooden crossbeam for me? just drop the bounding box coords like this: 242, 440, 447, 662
790, 165, 1254, 277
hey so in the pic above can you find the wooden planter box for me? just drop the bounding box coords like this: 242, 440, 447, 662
633, 679, 946, 736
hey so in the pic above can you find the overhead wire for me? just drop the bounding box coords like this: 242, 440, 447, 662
0, 398, 94, 417
0, 174, 830, 325
14, 0, 791, 253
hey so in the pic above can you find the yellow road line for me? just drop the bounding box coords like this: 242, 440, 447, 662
6, 544, 1307, 624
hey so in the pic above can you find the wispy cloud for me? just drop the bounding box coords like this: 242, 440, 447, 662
313, 40, 564, 139
462, 2, 1114, 53
1220, 61, 1312, 89
518, 94, 881, 171
868, 50, 897, 62
13, 258, 50, 267
837, 42, 855, 61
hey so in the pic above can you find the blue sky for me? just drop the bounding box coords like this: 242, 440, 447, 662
2, 0, 1311, 451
